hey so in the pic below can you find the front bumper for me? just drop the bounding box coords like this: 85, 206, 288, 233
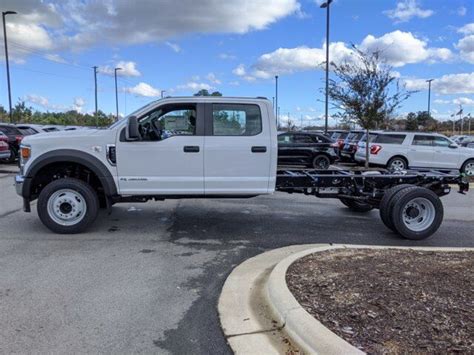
15, 175, 24, 196
14, 175, 31, 212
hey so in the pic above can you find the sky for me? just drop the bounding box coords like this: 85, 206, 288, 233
0, 0, 473, 127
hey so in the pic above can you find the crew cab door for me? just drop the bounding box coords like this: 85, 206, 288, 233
116, 103, 205, 195
204, 102, 272, 195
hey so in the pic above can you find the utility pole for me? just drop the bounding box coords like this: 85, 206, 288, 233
114, 67, 122, 121
275, 75, 279, 127
93, 66, 98, 126
459, 105, 463, 135
272, 96, 275, 109
320, 0, 333, 134
287, 112, 291, 132
451, 114, 455, 135
2, 11, 16, 123
426, 79, 434, 116
161, 90, 166, 99
467, 113, 472, 135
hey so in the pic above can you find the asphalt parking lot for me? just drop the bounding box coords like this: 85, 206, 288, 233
0, 167, 473, 354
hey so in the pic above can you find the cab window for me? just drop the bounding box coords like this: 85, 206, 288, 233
412, 135, 433, 146
212, 104, 262, 136
138, 104, 197, 141
432, 136, 451, 147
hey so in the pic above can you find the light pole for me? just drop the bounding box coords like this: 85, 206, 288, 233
161, 90, 166, 99
114, 67, 122, 121
2, 11, 17, 123
320, 0, 333, 134
426, 79, 434, 116
275, 75, 279, 127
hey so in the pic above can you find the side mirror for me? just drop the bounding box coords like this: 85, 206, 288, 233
126, 116, 140, 141
449, 143, 458, 149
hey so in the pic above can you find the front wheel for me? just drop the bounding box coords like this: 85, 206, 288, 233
37, 178, 99, 234
312, 154, 331, 169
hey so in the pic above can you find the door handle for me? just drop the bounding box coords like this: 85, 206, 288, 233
251, 146, 267, 153
183, 146, 200, 153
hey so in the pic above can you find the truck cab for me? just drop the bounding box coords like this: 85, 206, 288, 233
15, 97, 277, 233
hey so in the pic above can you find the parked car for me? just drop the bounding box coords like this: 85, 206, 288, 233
458, 136, 474, 148
0, 132, 11, 161
339, 130, 366, 162
355, 132, 474, 175
278, 131, 338, 169
0, 124, 24, 163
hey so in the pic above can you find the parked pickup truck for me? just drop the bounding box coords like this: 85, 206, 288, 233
15, 97, 469, 239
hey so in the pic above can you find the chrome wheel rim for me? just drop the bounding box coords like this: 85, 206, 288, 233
402, 197, 435, 232
47, 189, 86, 226
390, 159, 406, 172
464, 162, 474, 176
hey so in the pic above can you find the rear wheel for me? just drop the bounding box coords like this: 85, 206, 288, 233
312, 154, 331, 169
387, 156, 407, 172
461, 159, 474, 176
339, 198, 374, 212
379, 184, 413, 231
390, 187, 443, 240
38, 178, 99, 234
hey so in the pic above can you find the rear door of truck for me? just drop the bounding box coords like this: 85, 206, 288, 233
203, 101, 274, 195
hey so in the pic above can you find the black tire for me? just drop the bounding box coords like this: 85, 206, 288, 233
461, 159, 474, 176
390, 186, 443, 240
339, 198, 374, 212
386, 156, 408, 172
379, 184, 413, 231
1, 147, 17, 164
312, 154, 331, 169
37, 178, 99, 234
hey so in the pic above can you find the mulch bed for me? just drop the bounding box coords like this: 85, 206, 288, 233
286, 248, 473, 354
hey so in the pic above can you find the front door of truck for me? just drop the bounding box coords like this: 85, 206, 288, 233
116, 103, 205, 195
203, 102, 272, 195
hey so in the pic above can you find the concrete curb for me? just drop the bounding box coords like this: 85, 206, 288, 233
266, 244, 473, 355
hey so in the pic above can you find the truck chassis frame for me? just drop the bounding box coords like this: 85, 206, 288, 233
276, 168, 469, 240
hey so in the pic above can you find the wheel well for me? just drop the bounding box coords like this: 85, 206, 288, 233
312, 152, 331, 160
387, 155, 408, 166
29, 162, 106, 206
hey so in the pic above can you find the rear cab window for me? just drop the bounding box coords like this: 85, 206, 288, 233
212, 104, 262, 136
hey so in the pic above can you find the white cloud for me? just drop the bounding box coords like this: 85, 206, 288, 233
165, 41, 181, 53
206, 73, 221, 85
359, 30, 452, 67
123, 82, 161, 97
458, 23, 474, 35
24, 94, 85, 112
232, 64, 247, 76
453, 97, 474, 106
43, 53, 68, 64
456, 35, 474, 64
384, 0, 434, 23
434, 99, 450, 104
236, 31, 452, 80
219, 53, 237, 60
99, 61, 141, 77
457, 6, 467, 16
176, 82, 214, 92
404, 73, 474, 95
72, 97, 86, 112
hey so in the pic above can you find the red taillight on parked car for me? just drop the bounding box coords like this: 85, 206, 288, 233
370, 145, 382, 155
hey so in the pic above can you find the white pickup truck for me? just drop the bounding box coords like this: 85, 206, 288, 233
15, 97, 469, 240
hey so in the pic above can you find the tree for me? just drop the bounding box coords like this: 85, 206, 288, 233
406, 112, 418, 131
193, 89, 223, 97
327, 48, 414, 167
